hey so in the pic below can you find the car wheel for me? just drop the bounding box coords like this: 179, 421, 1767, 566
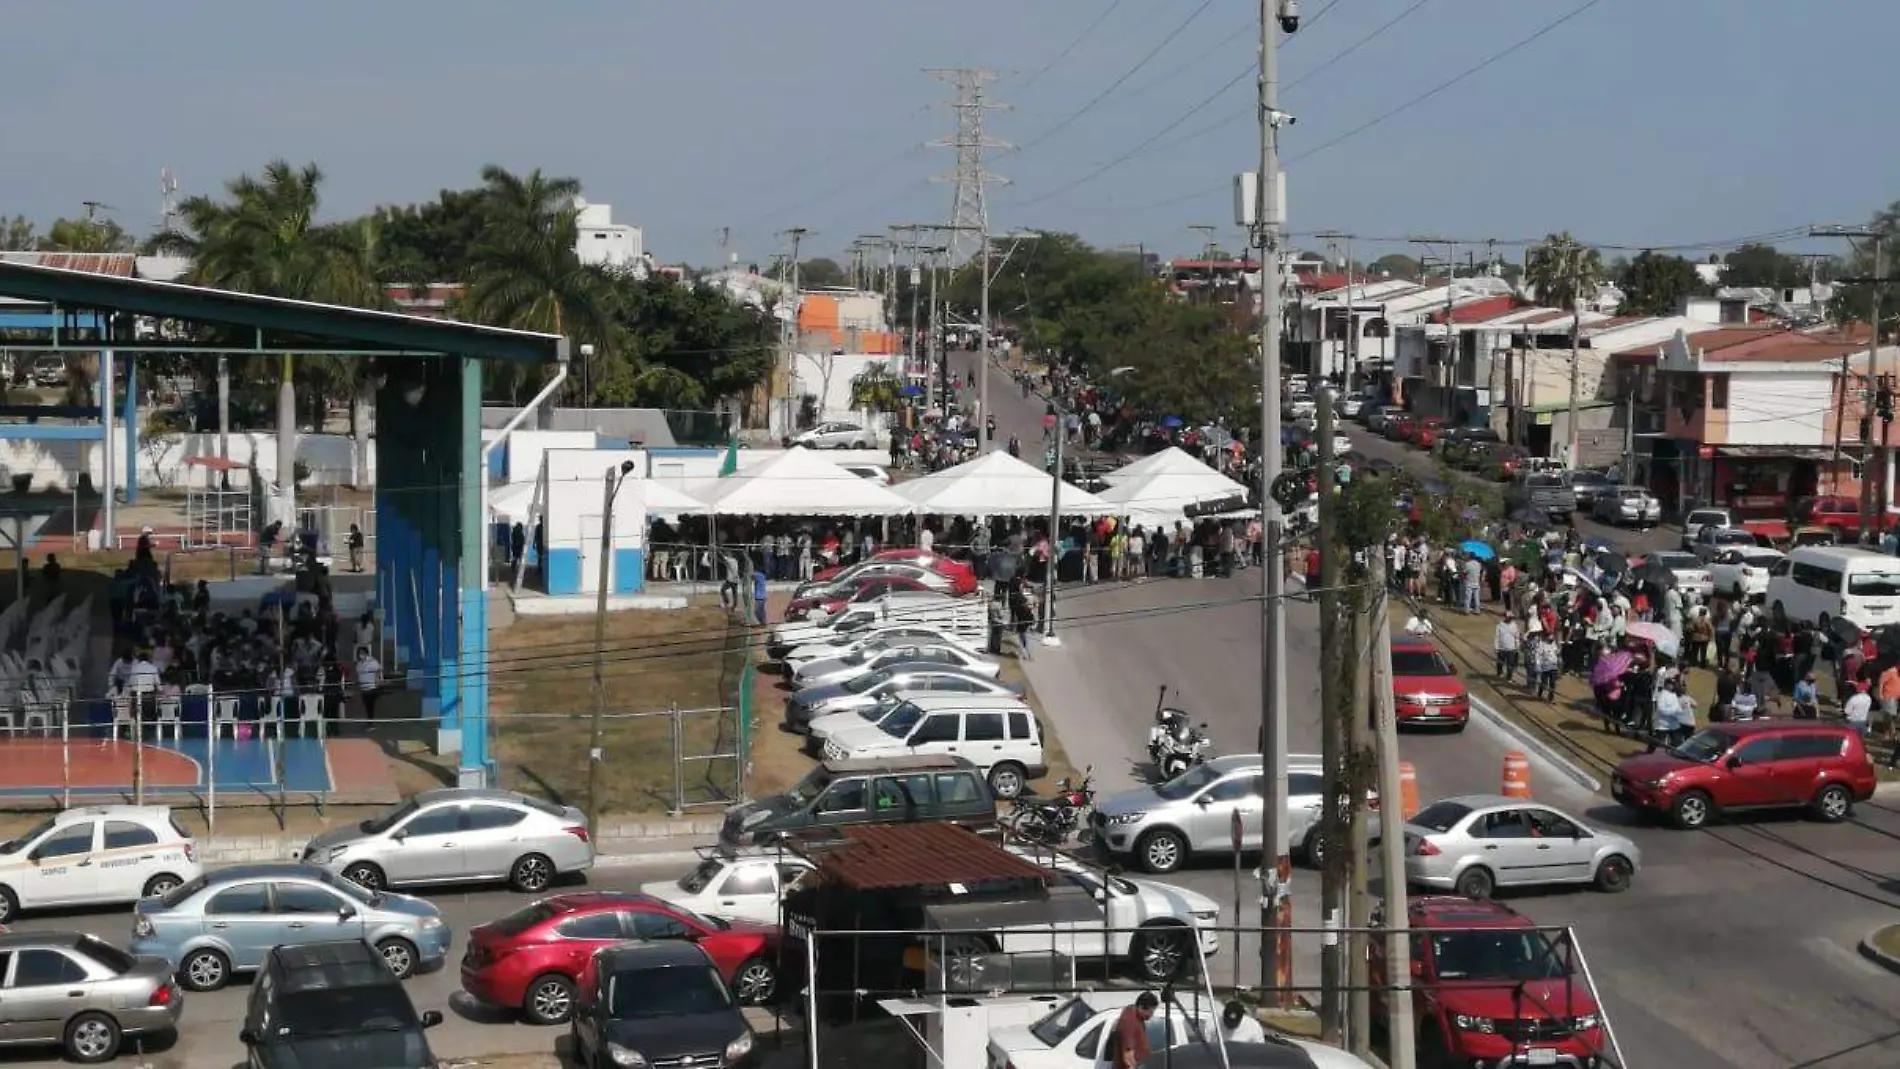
987, 762, 1027, 799
342, 861, 386, 891
377, 937, 419, 979
732, 957, 778, 1005
63, 1011, 121, 1065
1132, 927, 1191, 982
1453, 866, 1495, 899
1813, 783, 1853, 823
1136, 828, 1187, 874
524, 973, 577, 1025
179, 948, 230, 992
0, 883, 19, 925
852, 440, 870, 450
142, 873, 183, 899
1300, 827, 1325, 870
510, 853, 556, 893
1671, 789, 1714, 830
941, 935, 994, 991
1593, 854, 1635, 893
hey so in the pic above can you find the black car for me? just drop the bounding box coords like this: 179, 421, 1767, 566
239, 940, 444, 1069
571, 941, 760, 1069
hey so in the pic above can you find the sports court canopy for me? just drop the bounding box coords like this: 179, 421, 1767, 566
0, 259, 566, 785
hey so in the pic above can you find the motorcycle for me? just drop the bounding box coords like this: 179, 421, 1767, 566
1003, 767, 1096, 845
1148, 686, 1212, 780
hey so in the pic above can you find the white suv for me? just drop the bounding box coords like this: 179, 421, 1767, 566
791, 421, 878, 450
0, 805, 201, 923
821, 693, 1046, 798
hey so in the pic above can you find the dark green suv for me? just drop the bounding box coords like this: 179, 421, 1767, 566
239, 940, 444, 1069
719, 755, 996, 846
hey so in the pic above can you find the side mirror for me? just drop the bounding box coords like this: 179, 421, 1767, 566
421, 1010, 444, 1028
239, 1029, 259, 1046
1194, 795, 1211, 808
389, 830, 408, 842
338, 906, 357, 921
1725, 756, 1743, 770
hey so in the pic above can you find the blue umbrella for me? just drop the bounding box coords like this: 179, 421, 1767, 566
899, 384, 925, 396
1583, 537, 1616, 553
1161, 415, 1185, 429
1460, 540, 1496, 561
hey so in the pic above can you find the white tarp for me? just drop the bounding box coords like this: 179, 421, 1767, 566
1098, 454, 1250, 514
896, 450, 1112, 517
693, 446, 912, 516
634, 479, 709, 515
488, 481, 540, 522
1104, 446, 1245, 488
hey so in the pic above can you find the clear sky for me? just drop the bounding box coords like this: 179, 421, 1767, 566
4, 0, 1896, 268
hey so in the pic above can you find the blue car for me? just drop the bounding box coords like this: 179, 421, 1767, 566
131, 863, 452, 991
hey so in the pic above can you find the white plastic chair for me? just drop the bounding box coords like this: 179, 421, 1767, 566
297, 693, 325, 739
213, 696, 241, 739
155, 695, 183, 741
110, 694, 136, 741
19, 702, 55, 736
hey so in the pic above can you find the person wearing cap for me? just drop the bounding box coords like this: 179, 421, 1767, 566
1218, 1000, 1266, 1045
1844, 679, 1874, 739
1109, 992, 1158, 1069
1792, 671, 1820, 720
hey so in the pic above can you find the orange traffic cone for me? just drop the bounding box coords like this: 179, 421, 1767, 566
1501, 751, 1532, 798
1398, 761, 1421, 818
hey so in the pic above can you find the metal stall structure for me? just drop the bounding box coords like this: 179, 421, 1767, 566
0, 260, 565, 784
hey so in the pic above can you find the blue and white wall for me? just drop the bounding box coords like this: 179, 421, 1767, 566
541, 448, 650, 597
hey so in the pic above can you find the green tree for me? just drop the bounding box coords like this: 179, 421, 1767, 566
1367, 253, 1420, 279
0, 215, 36, 250
1827, 200, 1900, 335
371, 187, 499, 285
795, 258, 846, 288
603, 273, 776, 409
458, 166, 617, 403
41, 216, 136, 253
1721, 243, 1806, 289
1617, 250, 1709, 316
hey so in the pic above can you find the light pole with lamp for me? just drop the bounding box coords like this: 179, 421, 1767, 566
978, 229, 1044, 450
586, 458, 638, 838
1040, 365, 1133, 647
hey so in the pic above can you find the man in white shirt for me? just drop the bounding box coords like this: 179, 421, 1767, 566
918, 526, 935, 554
355, 648, 383, 721
1218, 1001, 1266, 1045
1844, 681, 1874, 738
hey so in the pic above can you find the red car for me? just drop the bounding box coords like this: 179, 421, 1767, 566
1408, 418, 1447, 450
803, 557, 977, 597
810, 549, 973, 585
783, 574, 939, 621
1371, 896, 1608, 1069
460, 892, 780, 1024
1384, 415, 1419, 442
1610, 720, 1875, 829
1391, 637, 1468, 730
1794, 494, 1900, 537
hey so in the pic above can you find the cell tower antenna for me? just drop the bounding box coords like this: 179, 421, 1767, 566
160, 169, 180, 232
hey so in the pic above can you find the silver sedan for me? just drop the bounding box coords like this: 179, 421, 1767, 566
1402, 794, 1640, 898
300, 787, 594, 893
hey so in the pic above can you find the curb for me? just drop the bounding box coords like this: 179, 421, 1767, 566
195, 815, 725, 866
1468, 695, 1603, 794
1859, 925, 1900, 977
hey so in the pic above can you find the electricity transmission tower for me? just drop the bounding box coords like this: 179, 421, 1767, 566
927, 68, 1009, 267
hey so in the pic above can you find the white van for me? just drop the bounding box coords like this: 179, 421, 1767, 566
767, 591, 985, 658
1765, 545, 1900, 631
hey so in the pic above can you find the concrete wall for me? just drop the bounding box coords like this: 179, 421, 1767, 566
2, 430, 371, 491
502, 430, 598, 485
540, 448, 649, 597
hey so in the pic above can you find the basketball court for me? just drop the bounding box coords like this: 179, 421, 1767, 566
0, 736, 334, 799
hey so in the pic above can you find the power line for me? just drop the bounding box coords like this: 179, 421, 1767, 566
1013, 0, 1216, 154
1017, 0, 1127, 94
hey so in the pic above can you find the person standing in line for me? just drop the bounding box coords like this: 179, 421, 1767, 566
347, 523, 366, 573
354, 646, 382, 721
751, 566, 768, 628
1532, 631, 1561, 701
1461, 553, 1483, 614
1879, 662, 1900, 739
1844, 679, 1874, 740
1494, 613, 1521, 683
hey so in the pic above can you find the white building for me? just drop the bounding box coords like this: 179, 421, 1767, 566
574, 199, 650, 278
1295, 276, 1515, 379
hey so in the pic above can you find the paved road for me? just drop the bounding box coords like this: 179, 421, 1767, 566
958, 350, 1900, 1069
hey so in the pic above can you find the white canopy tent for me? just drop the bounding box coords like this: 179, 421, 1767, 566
897, 450, 1113, 517
692, 446, 912, 516
1103, 446, 1243, 488
1098, 453, 1250, 515
490, 476, 707, 522
488, 481, 539, 523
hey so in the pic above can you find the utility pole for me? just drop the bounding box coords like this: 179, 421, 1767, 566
1814, 224, 1886, 533
891, 225, 924, 388
1315, 389, 1343, 1043
778, 227, 810, 437
927, 245, 949, 417
1243, 0, 1298, 1005
928, 68, 1009, 448
587, 462, 633, 839
1317, 231, 1356, 386
1411, 239, 1460, 394
1190, 224, 1217, 303
1345, 567, 1373, 1056
1368, 552, 1416, 1069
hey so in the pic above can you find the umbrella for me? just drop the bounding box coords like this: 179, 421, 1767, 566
1161, 415, 1184, 429
1591, 649, 1635, 686
1460, 540, 1496, 561
1625, 620, 1680, 657
1594, 549, 1628, 576
1584, 538, 1616, 553
1635, 560, 1677, 588
1563, 567, 1602, 596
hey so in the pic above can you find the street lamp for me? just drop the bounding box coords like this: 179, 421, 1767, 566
586, 458, 639, 838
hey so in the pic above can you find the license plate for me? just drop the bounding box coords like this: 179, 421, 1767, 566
1526, 1048, 1558, 1066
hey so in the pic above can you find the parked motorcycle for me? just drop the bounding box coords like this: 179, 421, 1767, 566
1002, 767, 1096, 845
1148, 686, 1212, 780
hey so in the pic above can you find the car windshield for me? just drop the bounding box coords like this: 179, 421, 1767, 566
1154, 762, 1226, 801
361, 800, 417, 835
488, 902, 561, 937
878, 701, 925, 738
0, 816, 56, 854
678, 858, 724, 895
1740, 551, 1782, 567
1688, 512, 1727, 526
608, 965, 734, 1018
1713, 529, 1753, 544
1392, 649, 1452, 676
1653, 554, 1701, 570
1572, 471, 1609, 485
1526, 475, 1563, 488
1848, 572, 1900, 597
1410, 801, 1472, 833
1670, 728, 1737, 763
843, 670, 892, 695
1430, 930, 1571, 981
783, 770, 827, 808
1029, 997, 1101, 1047
277, 985, 420, 1037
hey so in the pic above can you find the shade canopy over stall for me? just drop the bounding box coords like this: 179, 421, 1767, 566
693, 447, 912, 516
1098, 453, 1250, 515
896, 450, 1112, 518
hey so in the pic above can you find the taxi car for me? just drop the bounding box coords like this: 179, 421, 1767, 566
0, 806, 201, 924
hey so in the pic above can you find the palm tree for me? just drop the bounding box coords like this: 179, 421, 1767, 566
1525, 232, 1604, 467
460, 166, 616, 404
159, 160, 383, 512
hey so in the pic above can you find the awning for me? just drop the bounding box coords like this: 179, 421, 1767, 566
1713, 445, 1850, 461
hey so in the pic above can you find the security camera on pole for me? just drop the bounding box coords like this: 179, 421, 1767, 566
1239, 0, 1301, 1008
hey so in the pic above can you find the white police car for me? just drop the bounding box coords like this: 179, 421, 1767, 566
0, 806, 202, 923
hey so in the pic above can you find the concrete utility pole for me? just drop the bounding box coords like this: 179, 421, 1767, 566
928, 68, 1009, 449
1411, 238, 1459, 394
926, 246, 949, 417
778, 227, 810, 436
891, 225, 924, 388
1368, 552, 1416, 1069
1345, 581, 1372, 1056
1813, 224, 1885, 533
1317, 231, 1356, 385
1315, 389, 1343, 1043
587, 460, 635, 839
1245, 0, 1298, 1005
